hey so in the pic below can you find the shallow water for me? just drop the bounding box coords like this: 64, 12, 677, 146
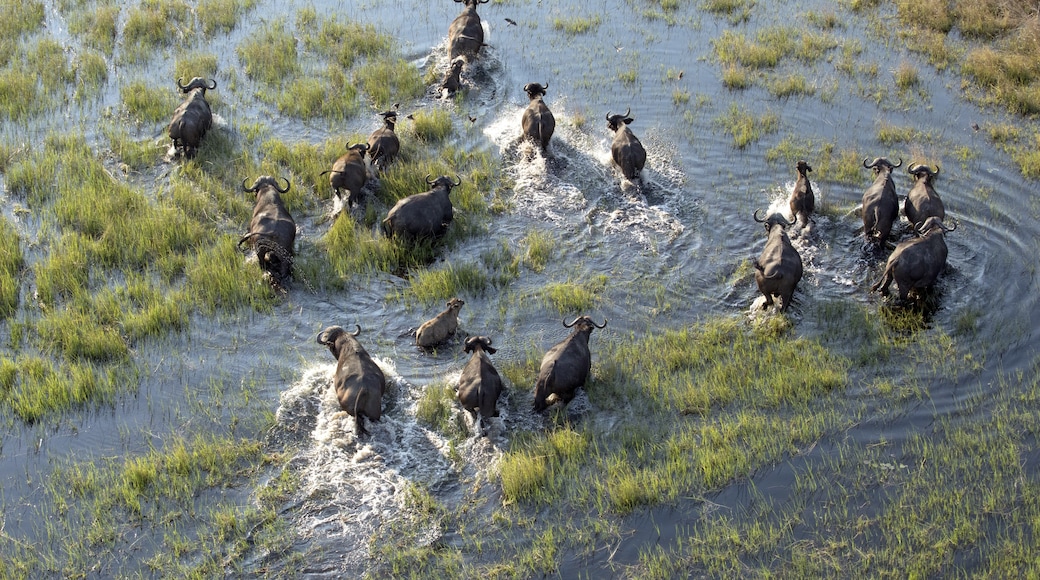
2, 0, 1039, 576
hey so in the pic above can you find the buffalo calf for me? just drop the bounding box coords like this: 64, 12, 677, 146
416, 298, 465, 347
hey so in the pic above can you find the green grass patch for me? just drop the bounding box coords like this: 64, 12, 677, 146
540, 275, 609, 314
410, 109, 453, 143
714, 102, 779, 148
0, 216, 23, 319
766, 74, 814, 98
68, 3, 119, 55
702, 0, 754, 24
354, 58, 426, 110
552, 16, 602, 36
516, 230, 555, 273
300, 11, 393, 69
121, 80, 180, 125
237, 19, 299, 86
123, 0, 194, 62
199, 0, 258, 36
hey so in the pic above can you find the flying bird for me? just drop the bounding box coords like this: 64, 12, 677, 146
505, 18, 517, 26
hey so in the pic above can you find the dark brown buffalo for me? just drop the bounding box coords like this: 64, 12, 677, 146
168, 77, 216, 159
457, 335, 505, 435
533, 316, 607, 413
440, 58, 465, 98
382, 175, 459, 241
789, 160, 815, 227
448, 0, 490, 62
238, 176, 296, 281
871, 216, 956, 301
321, 143, 370, 208
317, 325, 387, 437
753, 210, 803, 312
416, 297, 465, 347
904, 163, 945, 227
862, 157, 902, 245
521, 82, 555, 152
606, 108, 647, 182
368, 105, 400, 172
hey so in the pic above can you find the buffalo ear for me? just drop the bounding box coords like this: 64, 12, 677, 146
485, 345, 497, 355
624, 118, 634, 125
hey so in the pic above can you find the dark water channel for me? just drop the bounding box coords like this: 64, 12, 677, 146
2, 0, 1039, 576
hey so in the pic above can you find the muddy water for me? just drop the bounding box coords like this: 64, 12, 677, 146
2, 0, 1039, 576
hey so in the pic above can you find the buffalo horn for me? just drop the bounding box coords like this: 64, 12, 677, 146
177, 77, 188, 90
276, 177, 290, 193
563, 316, 579, 328
542, 82, 549, 91
863, 157, 878, 169
943, 218, 958, 232
425, 174, 435, 185
606, 111, 613, 121
753, 208, 767, 223
453, 174, 462, 186
350, 324, 362, 336
623, 107, 631, 119
242, 177, 255, 192
207, 79, 217, 90
592, 318, 608, 329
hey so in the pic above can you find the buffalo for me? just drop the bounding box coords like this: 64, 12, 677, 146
752, 209, 803, 313
870, 216, 956, 302
789, 160, 815, 227
861, 157, 902, 245
382, 175, 459, 241
168, 77, 216, 159
316, 325, 387, 437
448, 0, 490, 62
606, 108, 647, 183
521, 82, 555, 153
457, 335, 505, 435
904, 163, 945, 227
416, 297, 465, 347
238, 176, 296, 281
533, 316, 607, 413
440, 57, 465, 98
321, 143, 370, 208
368, 105, 401, 173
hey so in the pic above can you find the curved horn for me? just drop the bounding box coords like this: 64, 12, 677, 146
753, 209, 767, 223
275, 177, 290, 193
863, 157, 877, 169
425, 174, 435, 185
908, 162, 921, 174
177, 77, 188, 90
623, 107, 631, 119
778, 215, 794, 228
350, 324, 361, 336
523, 83, 532, 93
542, 82, 549, 91
242, 177, 254, 192
207, 79, 217, 90
943, 218, 957, 232
563, 316, 579, 328
933, 164, 940, 176
892, 158, 903, 168
606, 111, 613, 121
453, 174, 462, 186
593, 318, 607, 329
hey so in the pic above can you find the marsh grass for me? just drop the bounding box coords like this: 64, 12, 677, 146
702, 0, 753, 24
715, 103, 779, 148
0, 217, 21, 319
355, 58, 426, 109
237, 19, 299, 86
300, 11, 392, 69
198, 0, 257, 36
67, 4, 118, 55
894, 61, 920, 90
410, 109, 453, 142
876, 122, 920, 145
766, 74, 814, 98
404, 262, 491, 305
540, 275, 608, 314
123, 0, 194, 62
1, 1, 44, 42
277, 71, 359, 119
122, 80, 180, 125
416, 382, 469, 441
552, 16, 602, 35
516, 230, 555, 273
174, 53, 219, 81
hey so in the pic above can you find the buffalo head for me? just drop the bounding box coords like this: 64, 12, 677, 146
863, 157, 903, 173
242, 175, 290, 194
606, 108, 634, 132
177, 77, 217, 94
524, 82, 549, 99
753, 208, 794, 230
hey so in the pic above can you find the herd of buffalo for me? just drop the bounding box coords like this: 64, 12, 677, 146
165, 0, 956, 437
